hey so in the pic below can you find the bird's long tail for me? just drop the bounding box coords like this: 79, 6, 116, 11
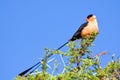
18, 41, 69, 76
57, 41, 69, 50
18, 62, 40, 76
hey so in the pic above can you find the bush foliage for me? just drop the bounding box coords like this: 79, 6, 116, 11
15, 33, 120, 80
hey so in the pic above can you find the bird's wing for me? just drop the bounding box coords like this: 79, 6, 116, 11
70, 22, 88, 41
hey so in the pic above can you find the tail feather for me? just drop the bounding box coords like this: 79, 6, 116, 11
18, 62, 40, 76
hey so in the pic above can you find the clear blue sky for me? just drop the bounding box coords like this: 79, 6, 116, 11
0, 0, 120, 80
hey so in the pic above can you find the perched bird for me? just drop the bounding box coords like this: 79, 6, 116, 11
18, 14, 99, 76
70, 14, 99, 41
57, 14, 99, 50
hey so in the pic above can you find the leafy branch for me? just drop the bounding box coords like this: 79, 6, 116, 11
15, 32, 120, 80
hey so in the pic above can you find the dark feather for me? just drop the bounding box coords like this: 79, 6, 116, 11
70, 22, 88, 41
18, 62, 40, 76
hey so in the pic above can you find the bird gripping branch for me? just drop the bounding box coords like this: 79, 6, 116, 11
18, 14, 99, 76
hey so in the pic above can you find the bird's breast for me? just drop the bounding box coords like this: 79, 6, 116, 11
81, 23, 98, 38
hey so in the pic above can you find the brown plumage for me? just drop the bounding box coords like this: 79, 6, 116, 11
70, 14, 99, 41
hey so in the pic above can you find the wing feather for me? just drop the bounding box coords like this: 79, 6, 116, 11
70, 22, 88, 41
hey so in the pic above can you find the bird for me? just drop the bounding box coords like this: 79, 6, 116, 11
57, 14, 99, 50
18, 14, 99, 76
70, 14, 99, 41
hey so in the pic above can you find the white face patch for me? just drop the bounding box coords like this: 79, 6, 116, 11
92, 15, 96, 19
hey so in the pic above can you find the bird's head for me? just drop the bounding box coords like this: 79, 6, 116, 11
86, 14, 97, 22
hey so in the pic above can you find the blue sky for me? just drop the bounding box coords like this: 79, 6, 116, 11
0, 0, 120, 80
